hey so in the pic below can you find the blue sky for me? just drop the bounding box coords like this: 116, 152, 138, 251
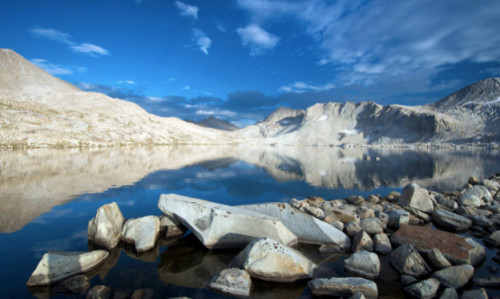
2, 0, 500, 126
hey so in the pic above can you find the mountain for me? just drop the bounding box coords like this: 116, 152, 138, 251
0, 49, 231, 147
188, 116, 239, 131
236, 78, 500, 146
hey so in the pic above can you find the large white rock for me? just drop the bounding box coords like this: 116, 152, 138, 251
158, 194, 298, 249
88, 202, 125, 250
231, 237, 317, 282
27, 250, 109, 286
121, 215, 160, 252
344, 250, 380, 279
240, 202, 350, 250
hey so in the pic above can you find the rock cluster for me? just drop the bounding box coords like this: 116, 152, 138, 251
27, 173, 500, 298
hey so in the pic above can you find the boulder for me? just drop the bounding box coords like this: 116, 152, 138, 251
404, 278, 440, 299
467, 214, 493, 228
432, 209, 472, 231
484, 230, 500, 247
121, 216, 160, 253
307, 277, 378, 299
373, 233, 392, 255
459, 185, 492, 207
387, 209, 410, 228
88, 202, 125, 250
460, 288, 488, 299
352, 231, 374, 252
359, 217, 385, 235
323, 204, 360, 223
390, 244, 432, 278
230, 238, 316, 282
86, 285, 111, 299
159, 212, 186, 238
27, 250, 109, 286
391, 224, 485, 265
431, 264, 474, 288
427, 248, 452, 269
240, 203, 350, 250
439, 288, 458, 299
482, 179, 500, 191
344, 250, 380, 279
345, 221, 362, 237
398, 183, 434, 213
158, 194, 297, 249
209, 268, 252, 297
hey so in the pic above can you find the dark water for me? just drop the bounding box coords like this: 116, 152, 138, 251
0, 146, 499, 298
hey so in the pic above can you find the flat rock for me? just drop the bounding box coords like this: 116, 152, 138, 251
88, 202, 125, 250
404, 278, 440, 299
209, 268, 252, 297
158, 194, 298, 249
390, 244, 432, 278
391, 224, 485, 266
344, 250, 380, 279
27, 250, 109, 286
432, 209, 472, 231
431, 264, 474, 289
121, 216, 160, 253
307, 277, 378, 299
398, 183, 434, 213
240, 202, 350, 250
231, 237, 316, 282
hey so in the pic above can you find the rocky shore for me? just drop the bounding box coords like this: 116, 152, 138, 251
27, 174, 500, 298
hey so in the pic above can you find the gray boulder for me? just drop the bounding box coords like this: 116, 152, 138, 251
373, 233, 392, 255
240, 202, 350, 250
88, 202, 125, 250
467, 214, 494, 228
404, 278, 440, 299
428, 248, 452, 269
209, 268, 252, 297
390, 244, 432, 278
460, 288, 488, 299
399, 183, 434, 213
231, 238, 316, 282
307, 277, 378, 299
439, 288, 458, 299
387, 209, 410, 228
359, 217, 385, 235
344, 250, 380, 279
459, 185, 493, 207
121, 216, 160, 253
158, 194, 297, 249
159, 212, 186, 238
482, 179, 500, 191
431, 264, 474, 288
27, 250, 109, 286
345, 221, 362, 237
352, 231, 374, 252
432, 209, 472, 231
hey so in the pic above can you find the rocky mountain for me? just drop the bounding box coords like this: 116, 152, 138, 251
188, 116, 239, 131
0, 49, 230, 147
236, 79, 500, 146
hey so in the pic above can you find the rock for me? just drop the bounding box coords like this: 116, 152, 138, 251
352, 231, 374, 252
324, 217, 344, 231
468, 176, 480, 185
432, 209, 472, 231
347, 195, 365, 205
373, 233, 392, 255
230, 238, 316, 282
319, 244, 346, 254
344, 250, 380, 279
57, 275, 89, 294
88, 202, 125, 250
241, 202, 350, 250
366, 195, 380, 204
345, 221, 362, 237
405, 207, 432, 222
431, 264, 474, 288
435, 194, 458, 210
121, 216, 160, 253
349, 292, 366, 299
158, 194, 297, 249
486, 204, 500, 214
359, 217, 385, 235
482, 179, 499, 191
460, 288, 488, 299
484, 230, 500, 247
473, 276, 500, 287
399, 183, 434, 213
209, 268, 252, 297
467, 214, 493, 228
404, 278, 440, 299
86, 285, 111, 299
391, 224, 485, 266
27, 250, 109, 286
159, 212, 186, 238
307, 277, 378, 299
324, 204, 360, 223
385, 191, 401, 202
357, 207, 375, 219
131, 289, 154, 299
439, 288, 458, 299
400, 275, 418, 286
387, 209, 410, 228
459, 185, 493, 207
428, 248, 452, 269
374, 210, 389, 226
390, 244, 432, 278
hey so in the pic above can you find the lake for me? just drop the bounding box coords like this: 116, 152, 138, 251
1, 146, 500, 298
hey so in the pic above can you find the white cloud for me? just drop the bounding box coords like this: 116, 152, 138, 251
118, 80, 136, 85
175, 1, 199, 19
279, 81, 335, 93
30, 26, 110, 57
31, 58, 87, 76
182, 85, 191, 90
236, 24, 279, 56
195, 108, 237, 118
192, 29, 212, 55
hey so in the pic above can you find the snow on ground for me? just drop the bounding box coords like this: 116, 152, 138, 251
318, 115, 328, 121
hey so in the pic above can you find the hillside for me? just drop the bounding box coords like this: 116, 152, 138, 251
188, 116, 239, 131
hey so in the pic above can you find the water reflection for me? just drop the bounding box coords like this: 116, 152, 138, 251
1, 146, 499, 233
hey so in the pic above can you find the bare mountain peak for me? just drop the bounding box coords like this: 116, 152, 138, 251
262, 106, 304, 124
189, 116, 239, 131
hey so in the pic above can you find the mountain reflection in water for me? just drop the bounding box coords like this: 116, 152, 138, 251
1, 146, 499, 234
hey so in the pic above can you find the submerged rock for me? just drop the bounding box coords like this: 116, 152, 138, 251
86, 285, 111, 299
158, 194, 297, 249
231, 237, 316, 282
209, 268, 252, 297
27, 250, 109, 286
121, 216, 160, 253
307, 277, 378, 299
88, 202, 125, 250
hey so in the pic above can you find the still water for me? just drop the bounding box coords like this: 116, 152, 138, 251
1, 146, 499, 298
